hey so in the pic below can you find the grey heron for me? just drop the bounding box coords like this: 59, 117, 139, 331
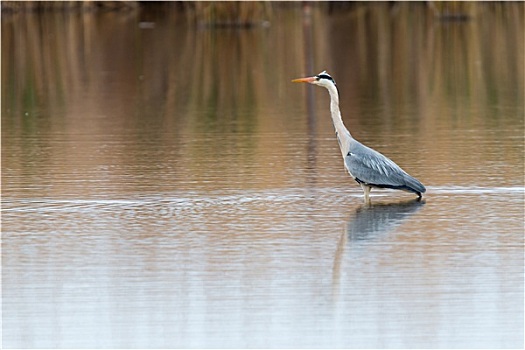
293, 71, 426, 202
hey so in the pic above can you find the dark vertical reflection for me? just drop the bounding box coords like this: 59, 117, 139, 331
300, 3, 318, 186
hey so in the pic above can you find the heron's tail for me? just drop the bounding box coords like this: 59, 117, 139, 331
404, 175, 426, 196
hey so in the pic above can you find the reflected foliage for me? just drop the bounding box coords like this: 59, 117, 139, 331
2, 4, 523, 193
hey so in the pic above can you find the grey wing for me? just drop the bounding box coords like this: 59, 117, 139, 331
344, 144, 426, 194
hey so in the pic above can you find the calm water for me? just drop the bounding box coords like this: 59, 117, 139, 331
2, 4, 524, 348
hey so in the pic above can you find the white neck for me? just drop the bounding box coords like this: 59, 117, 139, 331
325, 83, 352, 157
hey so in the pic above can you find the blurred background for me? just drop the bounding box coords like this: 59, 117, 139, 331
3, 1, 523, 191
2, 1, 524, 348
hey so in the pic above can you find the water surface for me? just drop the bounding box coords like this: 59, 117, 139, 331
2, 4, 524, 348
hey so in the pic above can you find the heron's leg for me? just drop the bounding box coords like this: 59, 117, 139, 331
360, 184, 371, 203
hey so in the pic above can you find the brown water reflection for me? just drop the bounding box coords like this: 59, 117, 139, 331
2, 4, 524, 348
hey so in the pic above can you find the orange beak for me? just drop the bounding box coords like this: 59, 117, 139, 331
291, 76, 316, 83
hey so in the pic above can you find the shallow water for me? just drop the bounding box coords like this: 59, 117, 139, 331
2, 4, 524, 348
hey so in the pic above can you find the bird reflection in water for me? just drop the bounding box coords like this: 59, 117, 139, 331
346, 198, 425, 242
332, 198, 425, 296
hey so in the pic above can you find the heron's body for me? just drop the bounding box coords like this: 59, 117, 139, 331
293, 71, 426, 202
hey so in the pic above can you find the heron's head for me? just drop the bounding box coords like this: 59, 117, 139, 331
292, 70, 336, 88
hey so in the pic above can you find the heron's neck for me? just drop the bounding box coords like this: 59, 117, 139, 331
326, 84, 352, 156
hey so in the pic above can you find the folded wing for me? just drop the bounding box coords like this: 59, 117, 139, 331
344, 142, 426, 195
